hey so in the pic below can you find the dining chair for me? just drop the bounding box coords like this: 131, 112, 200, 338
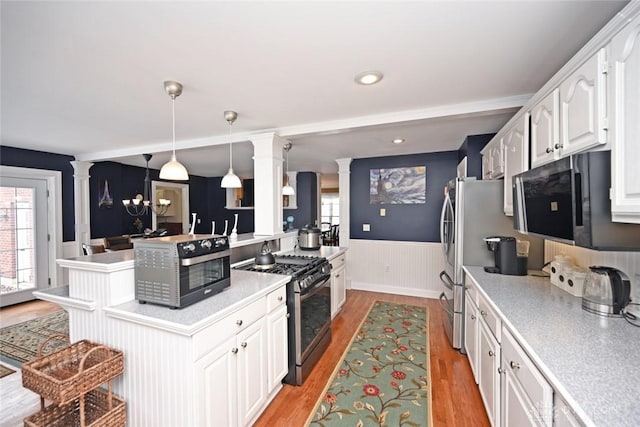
82, 244, 106, 255
103, 235, 133, 251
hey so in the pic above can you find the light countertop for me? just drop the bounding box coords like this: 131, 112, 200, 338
463, 265, 640, 427
104, 269, 289, 336
280, 245, 347, 260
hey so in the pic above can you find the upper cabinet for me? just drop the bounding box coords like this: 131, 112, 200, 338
559, 48, 608, 156
503, 116, 529, 216
530, 49, 608, 169
481, 138, 504, 180
609, 14, 640, 224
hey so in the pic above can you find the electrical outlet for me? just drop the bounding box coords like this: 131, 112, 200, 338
363, 224, 370, 232
380, 208, 386, 217
197, 219, 201, 224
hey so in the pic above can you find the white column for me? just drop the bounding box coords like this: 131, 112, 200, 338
251, 133, 286, 236
70, 161, 94, 255
336, 158, 352, 247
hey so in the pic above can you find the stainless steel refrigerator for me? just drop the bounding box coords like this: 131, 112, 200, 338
438, 177, 543, 351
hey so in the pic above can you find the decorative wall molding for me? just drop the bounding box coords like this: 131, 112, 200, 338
348, 239, 444, 299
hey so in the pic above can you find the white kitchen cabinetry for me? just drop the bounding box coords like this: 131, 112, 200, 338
478, 311, 501, 427
194, 286, 287, 427
482, 151, 492, 180
609, 14, 640, 224
553, 397, 584, 427
481, 138, 505, 180
464, 294, 479, 383
501, 328, 553, 427
559, 48, 608, 156
330, 253, 346, 318
530, 89, 560, 168
502, 116, 529, 216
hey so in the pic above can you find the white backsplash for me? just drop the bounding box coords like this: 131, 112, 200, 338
545, 240, 640, 301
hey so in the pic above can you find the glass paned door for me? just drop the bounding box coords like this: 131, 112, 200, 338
0, 177, 48, 307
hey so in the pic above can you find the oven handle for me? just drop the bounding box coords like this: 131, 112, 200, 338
439, 270, 454, 291
300, 275, 331, 302
180, 249, 230, 266
439, 292, 455, 317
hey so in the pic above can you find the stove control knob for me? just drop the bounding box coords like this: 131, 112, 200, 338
201, 240, 212, 249
184, 243, 196, 253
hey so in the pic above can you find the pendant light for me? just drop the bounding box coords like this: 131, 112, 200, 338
159, 80, 189, 181
282, 142, 295, 195
221, 110, 242, 188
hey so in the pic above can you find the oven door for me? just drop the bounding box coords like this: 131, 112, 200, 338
295, 275, 332, 365
179, 250, 231, 295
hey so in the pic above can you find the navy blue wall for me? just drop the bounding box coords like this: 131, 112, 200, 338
350, 151, 458, 242
285, 172, 317, 229
457, 133, 493, 179
207, 177, 255, 235
0, 146, 76, 241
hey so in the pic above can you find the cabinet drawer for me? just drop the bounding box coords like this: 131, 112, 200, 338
465, 274, 479, 307
502, 328, 553, 424
330, 253, 346, 270
478, 294, 500, 342
266, 285, 286, 312
193, 297, 266, 361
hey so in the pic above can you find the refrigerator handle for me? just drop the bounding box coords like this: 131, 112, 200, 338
439, 270, 454, 291
440, 195, 448, 255
439, 292, 454, 316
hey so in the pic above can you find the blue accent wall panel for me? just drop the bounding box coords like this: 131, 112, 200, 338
285, 172, 317, 229
0, 146, 76, 241
350, 151, 458, 242
207, 177, 255, 235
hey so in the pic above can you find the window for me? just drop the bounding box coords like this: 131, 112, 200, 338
321, 193, 339, 230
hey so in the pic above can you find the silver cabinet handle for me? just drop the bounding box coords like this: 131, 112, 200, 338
546, 147, 553, 153
277, 296, 283, 301
554, 143, 563, 150
480, 310, 488, 317
236, 320, 243, 326
231, 348, 238, 354
470, 314, 476, 320
241, 342, 247, 348
286, 312, 290, 318
489, 350, 495, 357
510, 361, 521, 370
497, 367, 504, 375
336, 274, 340, 278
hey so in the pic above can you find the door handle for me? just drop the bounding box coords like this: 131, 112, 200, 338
438, 292, 454, 317
439, 271, 454, 291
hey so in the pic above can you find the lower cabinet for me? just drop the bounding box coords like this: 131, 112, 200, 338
330, 252, 347, 318
464, 295, 479, 383
194, 285, 288, 427
478, 319, 501, 427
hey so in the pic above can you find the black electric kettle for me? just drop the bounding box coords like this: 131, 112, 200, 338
582, 266, 631, 317
255, 241, 276, 270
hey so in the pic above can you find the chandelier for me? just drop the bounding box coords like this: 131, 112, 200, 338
122, 154, 171, 217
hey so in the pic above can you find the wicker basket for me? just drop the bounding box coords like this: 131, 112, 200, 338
23, 387, 126, 427
22, 335, 124, 405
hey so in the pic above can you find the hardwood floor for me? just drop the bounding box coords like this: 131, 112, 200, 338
0, 299, 62, 328
254, 290, 489, 427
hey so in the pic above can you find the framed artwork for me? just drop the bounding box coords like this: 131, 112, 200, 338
370, 166, 426, 204
98, 178, 113, 209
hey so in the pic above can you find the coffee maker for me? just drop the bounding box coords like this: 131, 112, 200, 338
483, 236, 528, 276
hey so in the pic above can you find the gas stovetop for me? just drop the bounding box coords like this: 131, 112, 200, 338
235, 254, 326, 278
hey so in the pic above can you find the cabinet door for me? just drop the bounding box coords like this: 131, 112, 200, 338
559, 49, 608, 156
464, 295, 479, 384
267, 305, 289, 392
530, 89, 560, 168
610, 15, 640, 224
195, 335, 238, 427
237, 319, 268, 426
501, 365, 542, 427
331, 264, 346, 318
490, 141, 505, 179
482, 153, 492, 180
503, 116, 529, 216
478, 320, 501, 427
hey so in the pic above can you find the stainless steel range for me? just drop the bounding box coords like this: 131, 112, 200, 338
235, 254, 332, 385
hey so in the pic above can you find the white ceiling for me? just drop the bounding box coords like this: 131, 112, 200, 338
1, 1, 628, 177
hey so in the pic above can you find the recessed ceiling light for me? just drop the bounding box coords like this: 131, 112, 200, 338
392, 138, 405, 144
355, 71, 383, 85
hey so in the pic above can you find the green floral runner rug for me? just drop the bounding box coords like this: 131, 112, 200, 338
0, 310, 69, 367
307, 301, 431, 427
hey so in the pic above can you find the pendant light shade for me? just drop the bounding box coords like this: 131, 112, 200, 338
221, 110, 242, 189
282, 142, 295, 195
159, 80, 189, 181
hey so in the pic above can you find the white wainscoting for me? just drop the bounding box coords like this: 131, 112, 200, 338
348, 239, 444, 299
545, 241, 640, 298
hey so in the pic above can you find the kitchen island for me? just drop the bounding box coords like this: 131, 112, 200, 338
35, 246, 291, 427
463, 265, 640, 427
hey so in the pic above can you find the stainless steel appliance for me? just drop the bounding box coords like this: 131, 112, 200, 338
134, 234, 230, 309
235, 254, 332, 385
582, 266, 631, 317
298, 225, 321, 250
439, 178, 543, 351
513, 151, 640, 250
483, 236, 527, 276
